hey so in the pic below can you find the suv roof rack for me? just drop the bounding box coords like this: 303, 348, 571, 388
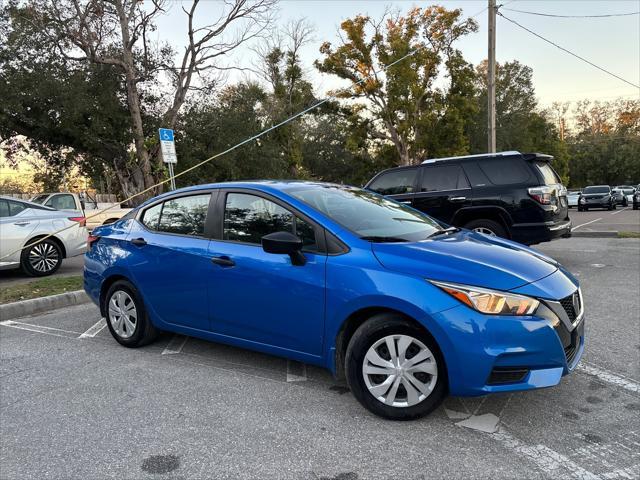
421, 151, 522, 164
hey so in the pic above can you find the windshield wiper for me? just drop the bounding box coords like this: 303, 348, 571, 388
426, 226, 460, 239
360, 235, 410, 243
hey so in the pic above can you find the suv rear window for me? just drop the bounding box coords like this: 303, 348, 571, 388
368, 168, 417, 195
478, 158, 531, 185
534, 162, 561, 185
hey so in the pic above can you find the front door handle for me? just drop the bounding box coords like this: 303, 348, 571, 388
400, 200, 412, 204
13, 221, 30, 226
449, 196, 467, 202
211, 256, 235, 267
131, 237, 147, 246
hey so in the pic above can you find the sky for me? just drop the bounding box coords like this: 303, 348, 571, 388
153, 0, 640, 108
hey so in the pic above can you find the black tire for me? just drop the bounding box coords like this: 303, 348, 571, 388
20, 239, 62, 277
103, 280, 158, 347
622, 198, 628, 207
463, 219, 508, 238
345, 313, 447, 420
633, 203, 638, 210
608, 203, 615, 211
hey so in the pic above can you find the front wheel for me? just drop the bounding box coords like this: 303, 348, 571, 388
104, 280, 158, 347
345, 314, 447, 420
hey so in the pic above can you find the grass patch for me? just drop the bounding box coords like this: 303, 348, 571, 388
0, 275, 83, 304
618, 231, 640, 238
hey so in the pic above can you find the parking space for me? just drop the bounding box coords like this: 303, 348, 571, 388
1, 238, 639, 479
0, 255, 85, 287
569, 207, 640, 233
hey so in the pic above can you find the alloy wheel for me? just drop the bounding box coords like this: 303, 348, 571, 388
28, 243, 60, 273
108, 290, 138, 339
473, 227, 497, 236
362, 334, 438, 408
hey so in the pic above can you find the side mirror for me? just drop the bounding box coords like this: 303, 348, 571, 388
261, 231, 306, 266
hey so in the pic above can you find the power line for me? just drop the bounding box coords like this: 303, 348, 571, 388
497, 12, 640, 90
502, 7, 640, 19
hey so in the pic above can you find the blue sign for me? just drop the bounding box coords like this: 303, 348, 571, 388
159, 128, 174, 142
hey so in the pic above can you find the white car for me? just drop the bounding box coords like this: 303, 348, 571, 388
567, 189, 581, 208
0, 196, 87, 276
613, 185, 636, 206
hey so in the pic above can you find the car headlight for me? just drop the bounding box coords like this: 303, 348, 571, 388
579, 197, 586, 203
430, 281, 539, 315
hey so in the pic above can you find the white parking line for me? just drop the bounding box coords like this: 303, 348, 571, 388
0, 320, 79, 338
286, 359, 307, 382
571, 218, 602, 231
611, 207, 629, 215
161, 334, 188, 355
78, 318, 107, 338
577, 362, 640, 394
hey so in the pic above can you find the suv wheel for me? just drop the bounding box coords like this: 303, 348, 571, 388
464, 219, 507, 238
345, 314, 447, 420
21, 239, 62, 277
104, 280, 158, 347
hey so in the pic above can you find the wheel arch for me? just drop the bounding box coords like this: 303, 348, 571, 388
99, 274, 132, 317
333, 306, 447, 383
451, 207, 512, 236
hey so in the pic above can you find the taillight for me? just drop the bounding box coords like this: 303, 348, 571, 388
68, 216, 87, 227
87, 234, 100, 249
528, 186, 555, 205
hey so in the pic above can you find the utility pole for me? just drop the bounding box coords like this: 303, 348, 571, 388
488, 0, 497, 153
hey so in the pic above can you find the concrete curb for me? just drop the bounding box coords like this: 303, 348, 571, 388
0, 290, 90, 321
571, 231, 619, 238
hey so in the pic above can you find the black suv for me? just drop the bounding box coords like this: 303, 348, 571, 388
364, 151, 571, 245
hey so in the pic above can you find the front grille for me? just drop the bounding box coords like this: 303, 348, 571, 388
487, 367, 529, 385
559, 291, 581, 322
565, 344, 578, 365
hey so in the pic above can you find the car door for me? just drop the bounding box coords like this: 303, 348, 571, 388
0, 200, 37, 266
207, 190, 327, 356
126, 192, 214, 331
412, 164, 472, 223
366, 167, 419, 205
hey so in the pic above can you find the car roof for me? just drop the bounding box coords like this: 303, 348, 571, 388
421, 151, 553, 164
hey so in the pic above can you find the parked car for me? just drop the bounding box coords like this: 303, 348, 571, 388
365, 151, 571, 245
85, 181, 585, 420
613, 185, 635, 207
30, 192, 132, 230
0, 196, 87, 276
567, 189, 581, 208
578, 186, 616, 211
633, 185, 640, 210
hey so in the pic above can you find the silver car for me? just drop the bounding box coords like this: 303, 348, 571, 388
0, 196, 87, 276
567, 189, 581, 208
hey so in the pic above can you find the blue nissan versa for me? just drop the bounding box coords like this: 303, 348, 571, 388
84, 182, 585, 420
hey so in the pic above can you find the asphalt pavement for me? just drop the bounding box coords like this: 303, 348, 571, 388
569, 206, 639, 233
0, 237, 638, 479
0, 255, 84, 287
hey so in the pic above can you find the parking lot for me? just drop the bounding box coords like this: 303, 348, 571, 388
1, 237, 639, 479
570, 207, 640, 234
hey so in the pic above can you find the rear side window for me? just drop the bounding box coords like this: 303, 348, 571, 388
0, 200, 26, 217
0, 200, 9, 217
45, 194, 76, 210
420, 165, 469, 192
141, 194, 210, 236
478, 158, 531, 185
535, 162, 561, 185
368, 168, 417, 195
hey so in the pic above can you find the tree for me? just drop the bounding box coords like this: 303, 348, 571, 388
1, 0, 276, 203
315, 6, 478, 166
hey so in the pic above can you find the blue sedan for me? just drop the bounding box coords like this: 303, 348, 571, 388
84, 181, 585, 420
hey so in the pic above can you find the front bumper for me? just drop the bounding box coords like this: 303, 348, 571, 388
433, 270, 584, 396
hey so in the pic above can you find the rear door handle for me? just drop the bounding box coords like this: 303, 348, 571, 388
13, 221, 30, 226
449, 196, 467, 202
211, 256, 235, 267
131, 237, 147, 246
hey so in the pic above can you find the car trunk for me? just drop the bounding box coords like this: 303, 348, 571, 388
530, 160, 569, 223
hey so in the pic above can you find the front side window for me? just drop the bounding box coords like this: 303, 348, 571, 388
224, 193, 293, 244
45, 194, 76, 210
288, 185, 441, 242
420, 165, 469, 192
368, 168, 418, 195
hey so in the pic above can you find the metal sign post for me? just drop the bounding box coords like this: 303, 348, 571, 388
158, 128, 178, 190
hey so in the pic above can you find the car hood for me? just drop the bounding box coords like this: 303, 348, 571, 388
371, 230, 558, 291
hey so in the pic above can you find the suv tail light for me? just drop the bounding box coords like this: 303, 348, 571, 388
68, 216, 87, 227
528, 186, 556, 205
87, 234, 100, 249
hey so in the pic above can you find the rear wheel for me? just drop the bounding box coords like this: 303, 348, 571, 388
464, 219, 508, 238
104, 280, 158, 347
20, 239, 62, 277
345, 314, 447, 420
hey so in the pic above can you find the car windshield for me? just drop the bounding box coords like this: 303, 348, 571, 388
583, 186, 610, 194
287, 185, 442, 242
